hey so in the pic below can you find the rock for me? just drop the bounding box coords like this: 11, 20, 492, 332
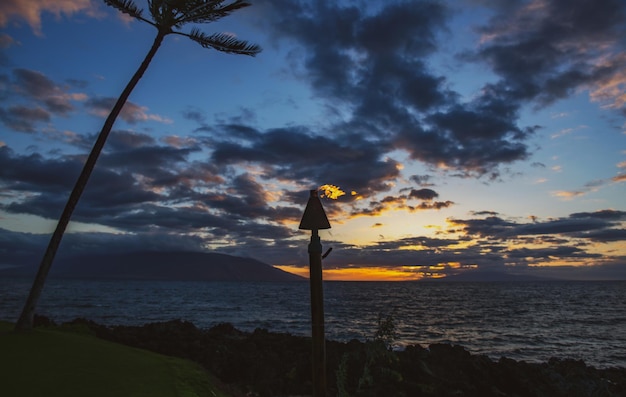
36, 317, 626, 397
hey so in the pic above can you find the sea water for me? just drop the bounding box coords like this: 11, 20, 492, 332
1, 278, 625, 368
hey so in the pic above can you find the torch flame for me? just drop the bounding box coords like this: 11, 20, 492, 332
319, 184, 346, 200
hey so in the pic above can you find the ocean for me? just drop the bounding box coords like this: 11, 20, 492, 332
1, 278, 625, 369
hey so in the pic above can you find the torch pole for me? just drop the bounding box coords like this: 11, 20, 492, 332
308, 229, 326, 397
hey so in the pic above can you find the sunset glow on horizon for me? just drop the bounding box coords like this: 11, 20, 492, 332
275, 265, 427, 281
276, 262, 478, 281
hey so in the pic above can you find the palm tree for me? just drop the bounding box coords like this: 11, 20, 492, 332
15, 0, 261, 332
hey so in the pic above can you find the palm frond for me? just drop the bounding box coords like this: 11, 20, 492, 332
148, 0, 179, 29
187, 29, 261, 56
104, 0, 144, 19
176, 0, 253, 26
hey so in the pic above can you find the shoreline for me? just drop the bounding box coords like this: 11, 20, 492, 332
34, 315, 626, 397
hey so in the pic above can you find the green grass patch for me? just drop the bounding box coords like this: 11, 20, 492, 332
0, 321, 231, 397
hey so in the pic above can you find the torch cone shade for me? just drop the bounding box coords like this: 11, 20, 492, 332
299, 190, 331, 230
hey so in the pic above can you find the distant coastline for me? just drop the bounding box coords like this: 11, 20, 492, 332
0, 251, 305, 282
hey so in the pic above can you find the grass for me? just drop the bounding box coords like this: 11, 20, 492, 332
0, 321, 232, 397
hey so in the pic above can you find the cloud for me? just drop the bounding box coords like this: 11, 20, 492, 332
450, 209, 625, 242
415, 201, 454, 210
551, 173, 625, 199
86, 97, 173, 125
588, 53, 626, 110
255, 0, 538, 177
12, 68, 86, 114
409, 174, 435, 187
0, 145, 79, 196
409, 188, 439, 201
569, 209, 626, 220
0, 33, 17, 49
471, 0, 626, 111
0, 69, 88, 133
207, 124, 400, 199
347, 189, 454, 218
1, 140, 623, 279
0, 135, 298, 244
0, 105, 50, 132
0, 0, 99, 36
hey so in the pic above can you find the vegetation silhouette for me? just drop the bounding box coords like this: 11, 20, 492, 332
15, 0, 261, 332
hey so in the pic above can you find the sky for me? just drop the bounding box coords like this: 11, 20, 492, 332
0, 0, 625, 281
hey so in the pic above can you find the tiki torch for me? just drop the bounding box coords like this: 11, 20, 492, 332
299, 189, 331, 397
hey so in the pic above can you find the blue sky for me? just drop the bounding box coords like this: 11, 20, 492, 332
1, 0, 625, 280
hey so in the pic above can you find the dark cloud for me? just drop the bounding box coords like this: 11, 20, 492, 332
514, 218, 612, 236
409, 188, 439, 201
252, 0, 626, 179
451, 209, 624, 245
0, 130, 203, 215
13, 68, 79, 114
14, 68, 60, 98
573, 228, 626, 242
0, 134, 299, 246
505, 245, 601, 265
569, 209, 626, 220
106, 130, 157, 150
100, 141, 196, 173
0, 105, 50, 132
348, 189, 453, 217
209, 124, 399, 198
0, 146, 79, 195
182, 107, 207, 123
0, 68, 86, 133
450, 216, 517, 238
469, 0, 626, 110
471, 210, 499, 216
409, 174, 435, 187
254, 0, 546, 176
415, 200, 454, 210
0, 228, 49, 268
397, 97, 539, 176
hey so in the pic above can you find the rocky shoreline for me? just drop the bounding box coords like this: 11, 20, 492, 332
35, 316, 626, 397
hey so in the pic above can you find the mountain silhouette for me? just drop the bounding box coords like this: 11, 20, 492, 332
2, 251, 304, 282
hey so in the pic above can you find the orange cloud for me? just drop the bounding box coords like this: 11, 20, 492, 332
552, 190, 585, 200
589, 53, 626, 110
90, 100, 173, 125
1, 0, 99, 36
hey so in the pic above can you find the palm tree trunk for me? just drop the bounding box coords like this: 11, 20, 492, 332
14, 31, 167, 332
